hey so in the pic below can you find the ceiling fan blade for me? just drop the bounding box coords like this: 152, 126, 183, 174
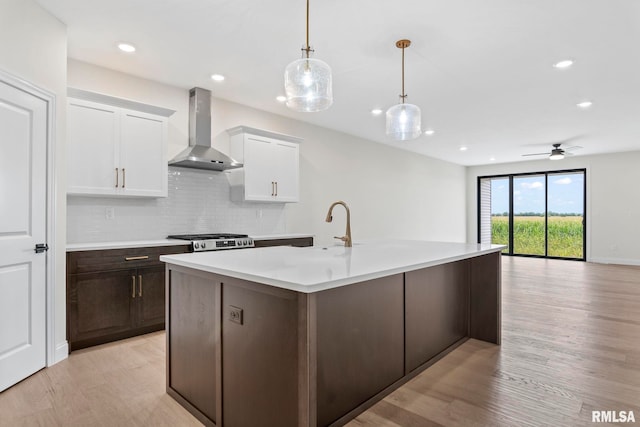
521, 135, 584, 148
561, 135, 584, 145
564, 145, 583, 151
522, 152, 548, 157
565, 151, 575, 156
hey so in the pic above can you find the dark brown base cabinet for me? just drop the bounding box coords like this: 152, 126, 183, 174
67, 245, 189, 351
66, 237, 312, 351
254, 236, 313, 248
166, 252, 501, 427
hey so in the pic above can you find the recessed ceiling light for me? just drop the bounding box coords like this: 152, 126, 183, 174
577, 101, 593, 109
459, 146, 468, 151
489, 157, 496, 161
554, 59, 574, 69
371, 109, 383, 115
211, 74, 225, 82
276, 95, 287, 102
424, 129, 435, 136
117, 43, 136, 53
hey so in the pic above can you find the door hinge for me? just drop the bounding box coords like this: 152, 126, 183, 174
35, 243, 49, 253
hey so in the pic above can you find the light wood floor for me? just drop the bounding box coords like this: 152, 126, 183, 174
1, 257, 639, 426
348, 257, 640, 427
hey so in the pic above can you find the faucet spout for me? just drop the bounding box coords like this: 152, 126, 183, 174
325, 201, 352, 247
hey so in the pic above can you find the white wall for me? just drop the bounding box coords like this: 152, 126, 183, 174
466, 151, 640, 265
210, 98, 468, 246
0, 0, 67, 361
68, 60, 467, 247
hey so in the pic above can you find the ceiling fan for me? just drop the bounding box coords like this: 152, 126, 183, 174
522, 143, 582, 160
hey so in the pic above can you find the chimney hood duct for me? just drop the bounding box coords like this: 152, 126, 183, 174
169, 87, 242, 171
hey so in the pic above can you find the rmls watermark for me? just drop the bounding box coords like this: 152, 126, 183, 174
592, 410, 636, 423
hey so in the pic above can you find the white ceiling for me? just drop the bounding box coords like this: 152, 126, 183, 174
36, 0, 640, 165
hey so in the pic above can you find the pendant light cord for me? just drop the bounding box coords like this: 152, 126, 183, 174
303, 0, 313, 58
401, 45, 406, 102
306, 0, 310, 57
396, 39, 411, 103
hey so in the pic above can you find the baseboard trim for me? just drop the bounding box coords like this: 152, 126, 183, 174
51, 341, 69, 365
590, 257, 640, 267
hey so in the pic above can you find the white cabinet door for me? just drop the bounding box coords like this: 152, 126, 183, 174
120, 109, 168, 197
244, 135, 276, 201
0, 79, 47, 392
67, 99, 119, 195
272, 141, 299, 202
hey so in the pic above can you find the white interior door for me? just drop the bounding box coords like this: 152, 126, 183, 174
0, 80, 48, 392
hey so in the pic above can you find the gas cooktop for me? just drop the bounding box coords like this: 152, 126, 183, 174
167, 233, 254, 252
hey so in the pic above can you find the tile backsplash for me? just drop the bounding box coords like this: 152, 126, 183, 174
67, 167, 287, 243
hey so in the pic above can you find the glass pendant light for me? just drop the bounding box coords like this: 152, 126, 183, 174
386, 39, 422, 140
284, 0, 333, 112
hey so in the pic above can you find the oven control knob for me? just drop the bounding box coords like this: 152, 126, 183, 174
194, 242, 200, 249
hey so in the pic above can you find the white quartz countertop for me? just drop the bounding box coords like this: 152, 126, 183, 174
160, 240, 505, 293
66, 234, 314, 252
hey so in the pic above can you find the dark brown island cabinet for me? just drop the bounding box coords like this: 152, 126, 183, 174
163, 249, 501, 427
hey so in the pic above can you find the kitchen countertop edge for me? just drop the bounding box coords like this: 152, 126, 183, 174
67, 234, 314, 252
160, 241, 505, 294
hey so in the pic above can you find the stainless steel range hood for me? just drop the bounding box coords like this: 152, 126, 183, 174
169, 87, 242, 171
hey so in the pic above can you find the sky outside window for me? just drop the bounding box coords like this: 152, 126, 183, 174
491, 173, 584, 215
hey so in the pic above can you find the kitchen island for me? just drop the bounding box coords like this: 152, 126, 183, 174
160, 240, 503, 427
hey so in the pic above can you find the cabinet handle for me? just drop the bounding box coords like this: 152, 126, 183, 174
275, 181, 278, 197
125, 256, 149, 261
115, 168, 119, 188
131, 275, 136, 298
138, 275, 143, 297
122, 168, 126, 188
271, 181, 275, 196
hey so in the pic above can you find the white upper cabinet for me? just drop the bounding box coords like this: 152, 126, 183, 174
67, 88, 174, 197
227, 126, 302, 203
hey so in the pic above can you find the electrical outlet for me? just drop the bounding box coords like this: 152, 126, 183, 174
105, 207, 115, 220
229, 306, 243, 325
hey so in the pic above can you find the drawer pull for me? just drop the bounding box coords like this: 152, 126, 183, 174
115, 168, 119, 188
131, 276, 136, 298
125, 256, 149, 261
138, 275, 143, 297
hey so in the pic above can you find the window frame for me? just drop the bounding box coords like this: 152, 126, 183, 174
477, 168, 586, 261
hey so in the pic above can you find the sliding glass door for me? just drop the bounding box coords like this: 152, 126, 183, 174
547, 171, 585, 259
513, 174, 545, 256
478, 169, 585, 260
